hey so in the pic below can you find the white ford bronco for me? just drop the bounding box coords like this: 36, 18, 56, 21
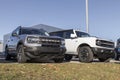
50, 29, 115, 62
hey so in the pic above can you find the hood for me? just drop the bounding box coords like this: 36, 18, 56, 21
26, 34, 63, 40
78, 36, 113, 43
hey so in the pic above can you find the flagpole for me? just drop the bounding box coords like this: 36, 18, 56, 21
86, 0, 89, 33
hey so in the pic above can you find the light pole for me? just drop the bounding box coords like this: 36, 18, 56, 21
86, 0, 89, 33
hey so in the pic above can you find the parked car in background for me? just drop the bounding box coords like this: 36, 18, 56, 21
50, 29, 115, 62
115, 38, 120, 60
4, 26, 66, 63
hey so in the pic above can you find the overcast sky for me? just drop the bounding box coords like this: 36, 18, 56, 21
0, 0, 120, 41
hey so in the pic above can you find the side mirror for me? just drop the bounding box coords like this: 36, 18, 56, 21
70, 34, 76, 38
12, 33, 18, 37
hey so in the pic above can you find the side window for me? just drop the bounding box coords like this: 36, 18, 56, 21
12, 27, 20, 37
50, 31, 74, 39
56, 32, 64, 38
64, 31, 73, 39
51, 32, 64, 38
16, 29, 20, 35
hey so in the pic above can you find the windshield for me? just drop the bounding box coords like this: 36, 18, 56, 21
21, 28, 49, 36
76, 31, 90, 37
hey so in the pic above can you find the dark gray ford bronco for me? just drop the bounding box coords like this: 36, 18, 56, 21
4, 26, 66, 63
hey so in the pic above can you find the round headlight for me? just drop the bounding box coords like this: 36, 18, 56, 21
96, 40, 101, 46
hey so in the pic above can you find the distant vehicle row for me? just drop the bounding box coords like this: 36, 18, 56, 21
4, 26, 117, 63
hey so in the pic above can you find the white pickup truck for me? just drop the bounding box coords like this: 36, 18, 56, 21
50, 29, 115, 62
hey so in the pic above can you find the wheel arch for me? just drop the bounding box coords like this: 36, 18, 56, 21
5, 45, 8, 49
17, 40, 24, 49
77, 43, 91, 52
77, 43, 94, 62
4, 44, 9, 52
4, 45, 8, 54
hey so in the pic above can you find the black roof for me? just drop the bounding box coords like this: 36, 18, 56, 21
50, 29, 74, 33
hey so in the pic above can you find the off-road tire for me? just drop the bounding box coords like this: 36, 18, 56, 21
54, 58, 64, 63
5, 47, 11, 60
17, 45, 27, 63
78, 46, 93, 63
64, 54, 73, 61
98, 58, 108, 62
115, 56, 119, 60
114, 51, 119, 60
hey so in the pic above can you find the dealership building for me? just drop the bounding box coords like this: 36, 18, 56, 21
3, 24, 63, 52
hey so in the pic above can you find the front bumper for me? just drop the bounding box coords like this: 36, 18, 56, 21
23, 45, 66, 59
92, 47, 115, 58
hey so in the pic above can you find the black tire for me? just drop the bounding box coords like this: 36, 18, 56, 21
5, 47, 11, 60
54, 58, 64, 63
17, 45, 27, 63
98, 58, 108, 62
78, 46, 93, 63
64, 54, 73, 61
115, 56, 119, 60
114, 51, 119, 60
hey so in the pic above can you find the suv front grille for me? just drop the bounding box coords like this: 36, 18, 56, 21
40, 37, 61, 48
96, 40, 114, 48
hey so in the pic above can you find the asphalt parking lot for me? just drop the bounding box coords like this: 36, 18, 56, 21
0, 53, 120, 64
